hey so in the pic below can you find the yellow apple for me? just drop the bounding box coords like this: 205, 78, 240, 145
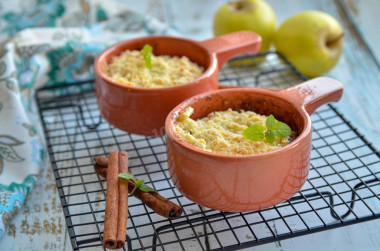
274, 11, 344, 78
213, 0, 276, 52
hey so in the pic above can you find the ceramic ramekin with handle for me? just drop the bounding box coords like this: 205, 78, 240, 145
94, 31, 261, 137
165, 77, 343, 212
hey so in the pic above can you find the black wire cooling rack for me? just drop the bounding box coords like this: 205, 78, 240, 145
36, 52, 380, 250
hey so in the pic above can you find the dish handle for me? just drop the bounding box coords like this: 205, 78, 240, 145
199, 31, 261, 70
281, 77, 344, 115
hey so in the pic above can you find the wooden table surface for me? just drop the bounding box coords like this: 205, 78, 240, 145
1, 0, 379, 250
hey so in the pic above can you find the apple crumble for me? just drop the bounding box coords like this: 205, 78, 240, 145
105, 50, 204, 88
174, 107, 290, 155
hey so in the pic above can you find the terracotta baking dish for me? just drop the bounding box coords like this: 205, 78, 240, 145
165, 77, 343, 212
94, 31, 261, 136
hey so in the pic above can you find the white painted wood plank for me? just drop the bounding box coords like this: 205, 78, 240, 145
340, 0, 380, 65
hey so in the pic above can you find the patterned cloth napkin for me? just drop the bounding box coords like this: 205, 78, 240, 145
0, 0, 179, 237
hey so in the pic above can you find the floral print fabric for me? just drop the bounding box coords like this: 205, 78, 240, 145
0, 0, 177, 237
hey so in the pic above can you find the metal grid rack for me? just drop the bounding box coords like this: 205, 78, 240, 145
36, 52, 380, 250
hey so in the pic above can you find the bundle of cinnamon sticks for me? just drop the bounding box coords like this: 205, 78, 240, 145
102, 151, 129, 249
95, 151, 183, 249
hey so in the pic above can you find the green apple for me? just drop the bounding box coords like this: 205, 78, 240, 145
274, 11, 344, 78
213, 0, 276, 52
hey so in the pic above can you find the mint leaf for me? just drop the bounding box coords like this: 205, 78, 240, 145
118, 173, 157, 194
139, 183, 157, 193
266, 114, 276, 130
118, 173, 137, 183
242, 124, 265, 141
242, 114, 291, 144
142, 44, 153, 69
265, 130, 275, 144
130, 179, 143, 195
273, 121, 291, 138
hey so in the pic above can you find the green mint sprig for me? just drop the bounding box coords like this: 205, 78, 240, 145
242, 114, 291, 144
141, 44, 153, 69
118, 173, 156, 194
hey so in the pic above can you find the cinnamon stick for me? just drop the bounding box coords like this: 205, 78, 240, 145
94, 156, 183, 219
103, 151, 119, 249
116, 151, 128, 249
